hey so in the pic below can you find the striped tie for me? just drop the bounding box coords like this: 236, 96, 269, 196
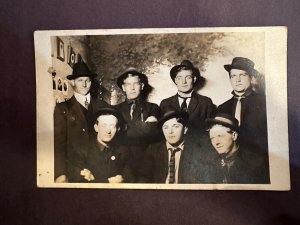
168, 148, 181, 184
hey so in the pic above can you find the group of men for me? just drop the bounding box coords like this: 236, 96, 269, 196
54, 57, 270, 184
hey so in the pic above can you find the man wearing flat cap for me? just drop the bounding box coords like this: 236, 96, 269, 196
54, 62, 108, 183
139, 110, 212, 184
206, 113, 270, 184
217, 57, 269, 156
70, 108, 134, 183
160, 60, 215, 132
116, 68, 161, 179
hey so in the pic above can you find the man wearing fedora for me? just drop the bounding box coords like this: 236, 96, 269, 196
139, 110, 212, 184
206, 113, 270, 184
116, 68, 161, 179
70, 108, 134, 183
217, 57, 268, 155
160, 60, 215, 132
54, 61, 108, 183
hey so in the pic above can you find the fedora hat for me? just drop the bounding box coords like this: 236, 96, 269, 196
66, 62, 97, 80
116, 67, 148, 89
93, 107, 126, 130
170, 60, 201, 83
206, 113, 239, 132
224, 57, 258, 77
157, 110, 189, 129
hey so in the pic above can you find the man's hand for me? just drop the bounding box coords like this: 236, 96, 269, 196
145, 116, 158, 123
80, 169, 95, 181
108, 175, 124, 183
55, 175, 68, 183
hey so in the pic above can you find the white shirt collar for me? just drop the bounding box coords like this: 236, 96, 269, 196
166, 141, 184, 151
74, 92, 91, 107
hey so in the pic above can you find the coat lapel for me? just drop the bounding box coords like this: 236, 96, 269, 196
187, 92, 199, 116
69, 96, 86, 125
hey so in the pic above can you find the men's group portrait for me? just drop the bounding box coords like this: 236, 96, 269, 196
52, 34, 270, 185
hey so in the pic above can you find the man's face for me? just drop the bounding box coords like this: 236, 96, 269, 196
162, 118, 187, 146
174, 69, 196, 93
209, 125, 237, 155
122, 75, 144, 100
71, 76, 92, 96
229, 69, 252, 94
94, 115, 119, 143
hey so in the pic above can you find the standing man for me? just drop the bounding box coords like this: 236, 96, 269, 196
116, 68, 161, 179
72, 108, 134, 183
206, 113, 270, 184
160, 60, 215, 132
139, 110, 211, 184
217, 57, 268, 153
54, 62, 107, 182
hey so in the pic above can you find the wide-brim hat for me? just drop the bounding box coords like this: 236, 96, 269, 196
170, 60, 201, 83
224, 57, 258, 77
116, 68, 148, 88
93, 107, 126, 130
66, 62, 97, 80
206, 113, 239, 132
157, 110, 189, 129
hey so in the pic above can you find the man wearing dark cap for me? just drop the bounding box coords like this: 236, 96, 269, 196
160, 60, 215, 131
217, 57, 268, 155
54, 62, 108, 183
139, 110, 211, 184
116, 68, 161, 179
206, 113, 270, 184
70, 108, 134, 183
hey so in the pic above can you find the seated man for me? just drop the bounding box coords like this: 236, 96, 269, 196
72, 108, 134, 183
206, 113, 270, 184
139, 110, 211, 184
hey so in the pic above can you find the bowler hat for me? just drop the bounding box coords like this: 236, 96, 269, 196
116, 68, 148, 89
93, 107, 125, 130
170, 60, 201, 83
157, 110, 189, 129
224, 57, 258, 77
66, 62, 97, 80
206, 113, 239, 132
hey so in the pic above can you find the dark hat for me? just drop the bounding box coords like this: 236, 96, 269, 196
170, 60, 201, 83
157, 110, 189, 129
66, 62, 97, 80
93, 107, 125, 130
224, 57, 258, 77
116, 68, 148, 88
206, 113, 239, 132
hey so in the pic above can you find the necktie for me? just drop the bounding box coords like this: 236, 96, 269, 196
234, 96, 244, 125
168, 148, 181, 184
130, 100, 136, 120
178, 95, 190, 112
84, 97, 89, 109
220, 156, 230, 184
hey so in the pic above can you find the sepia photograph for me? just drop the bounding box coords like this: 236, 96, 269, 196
35, 27, 289, 190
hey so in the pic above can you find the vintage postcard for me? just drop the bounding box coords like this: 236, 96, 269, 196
35, 27, 289, 190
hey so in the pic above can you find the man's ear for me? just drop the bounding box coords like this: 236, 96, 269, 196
94, 123, 99, 133
141, 83, 144, 90
184, 127, 188, 135
232, 131, 238, 141
193, 76, 197, 83
122, 84, 126, 92
70, 80, 75, 86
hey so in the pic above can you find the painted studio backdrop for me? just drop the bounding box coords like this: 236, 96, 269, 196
50, 32, 265, 106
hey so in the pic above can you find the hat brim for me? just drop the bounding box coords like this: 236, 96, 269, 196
206, 118, 239, 132
224, 65, 258, 77
117, 71, 148, 88
157, 111, 189, 129
66, 73, 97, 80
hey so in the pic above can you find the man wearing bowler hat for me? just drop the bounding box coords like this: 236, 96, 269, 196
116, 68, 161, 179
54, 61, 108, 183
71, 108, 134, 183
139, 110, 212, 184
206, 113, 270, 184
217, 57, 268, 155
160, 60, 215, 132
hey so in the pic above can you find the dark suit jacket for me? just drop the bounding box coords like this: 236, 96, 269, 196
208, 145, 270, 184
160, 92, 215, 131
54, 96, 108, 180
70, 141, 135, 183
217, 91, 268, 153
139, 138, 212, 184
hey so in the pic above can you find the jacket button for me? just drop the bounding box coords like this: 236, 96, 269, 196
83, 129, 86, 132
